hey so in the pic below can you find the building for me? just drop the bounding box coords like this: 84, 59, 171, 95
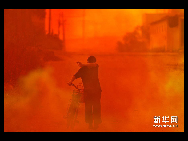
142, 9, 184, 52
4, 9, 46, 47
142, 13, 167, 50
142, 13, 167, 27
150, 12, 184, 52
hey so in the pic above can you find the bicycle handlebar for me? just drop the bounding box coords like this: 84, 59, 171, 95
68, 83, 79, 90
71, 83, 78, 89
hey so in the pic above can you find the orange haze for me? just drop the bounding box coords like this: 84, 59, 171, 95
45, 9, 160, 52
4, 9, 184, 132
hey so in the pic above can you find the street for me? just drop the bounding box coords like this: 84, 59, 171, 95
4, 52, 184, 132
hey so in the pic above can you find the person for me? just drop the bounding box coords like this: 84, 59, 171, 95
68, 56, 102, 129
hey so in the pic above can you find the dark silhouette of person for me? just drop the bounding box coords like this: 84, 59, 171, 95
68, 56, 102, 129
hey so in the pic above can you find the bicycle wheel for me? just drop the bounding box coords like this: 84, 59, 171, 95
66, 101, 79, 129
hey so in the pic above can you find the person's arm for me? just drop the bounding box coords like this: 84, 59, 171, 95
68, 67, 83, 86
77, 62, 98, 68
67, 75, 76, 86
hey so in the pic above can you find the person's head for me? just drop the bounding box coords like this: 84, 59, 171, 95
87, 56, 96, 63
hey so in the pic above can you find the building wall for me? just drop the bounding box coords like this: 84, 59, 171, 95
167, 21, 179, 51
4, 9, 46, 47
150, 20, 168, 51
167, 15, 184, 52
179, 16, 184, 50
31, 15, 45, 34
142, 14, 167, 50
150, 14, 184, 52
142, 14, 166, 27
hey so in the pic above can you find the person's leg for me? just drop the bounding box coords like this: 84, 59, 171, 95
93, 98, 102, 129
85, 100, 93, 129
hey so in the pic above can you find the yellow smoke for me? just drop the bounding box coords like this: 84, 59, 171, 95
4, 67, 71, 132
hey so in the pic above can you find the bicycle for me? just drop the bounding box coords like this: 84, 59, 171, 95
65, 83, 84, 129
